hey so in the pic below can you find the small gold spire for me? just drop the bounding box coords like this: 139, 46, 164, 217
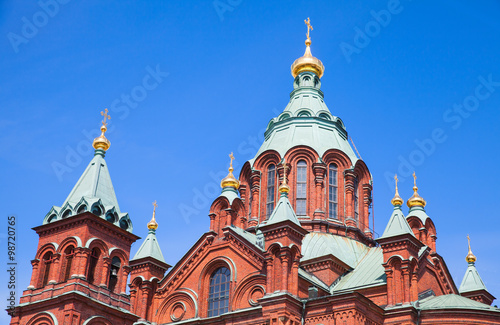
278, 158, 290, 194
291, 17, 325, 78
220, 152, 240, 189
407, 172, 427, 208
92, 108, 111, 151
466, 235, 477, 263
391, 174, 404, 206
147, 200, 158, 230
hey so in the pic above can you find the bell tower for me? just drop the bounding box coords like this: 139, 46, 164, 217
9, 110, 140, 325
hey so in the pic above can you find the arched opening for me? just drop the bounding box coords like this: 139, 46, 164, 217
353, 177, 359, 223
296, 160, 307, 215
40, 251, 53, 287
328, 164, 338, 219
62, 246, 75, 282
119, 218, 129, 230
208, 267, 230, 317
266, 164, 276, 218
87, 247, 100, 285
91, 205, 102, 216
108, 256, 121, 292
77, 204, 87, 214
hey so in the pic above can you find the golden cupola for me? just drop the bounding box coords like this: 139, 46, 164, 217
148, 200, 159, 231
391, 174, 404, 206
220, 152, 240, 189
92, 108, 111, 152
278, 159, 290, 195
291, 17, 325, 78
407, 172, 427, 208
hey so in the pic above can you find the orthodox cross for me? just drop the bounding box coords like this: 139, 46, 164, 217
101, 108, 111, 126
304, 17, 313, 41
412, 171, 417, 187
152, 200, 158, 218
467, 234, 471, 250
394, 174, 399, 191
229, 152, 235, 169
281, 158, 289, 185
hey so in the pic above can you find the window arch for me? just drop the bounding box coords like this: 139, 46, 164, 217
296, 160, 307, 215
108, 256, 121, 292
266, 164, 276, 218
87, 247, 100, 285
62, 246, 75, 282
328, 164, 338, 219
353, 177, 359, 223
40, 251, 53, 287
208, 267, 230, 317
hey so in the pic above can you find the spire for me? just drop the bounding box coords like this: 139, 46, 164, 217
278, 158, 290, 196
220, 152, 240, 190
391, 174, 404, 206
407, 172, 427, 208
291, 17, 325, 78
131, 201, 166, 263
92, 108, 111, 156
459, 235, 487, 293
43, 110, 132, 232
379, 194, 415, 240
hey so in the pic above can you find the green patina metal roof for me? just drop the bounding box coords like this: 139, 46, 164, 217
459, 262, 488, 293
250, 71, 358, 166
407, 205, 430, 224
418, 294, 500, 312
378, 205, 415, 240
131, 229, 166, 263
219, 187, 239, 205
265, 194, 301, 227
43, 150, 133, 232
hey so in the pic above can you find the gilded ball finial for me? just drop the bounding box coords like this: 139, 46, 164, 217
278, 158, 290, 195
220, 152, 240, 189
147, 200, 158, 231
466, 235, 477, 263
92, 108, 111, 151
391, 174, 404, 206
291, 18, 325, 78
407, 172, 427, 208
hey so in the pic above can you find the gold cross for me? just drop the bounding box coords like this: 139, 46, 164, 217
412, 171, 417, 187
304, 17, 313, 41
152, 200, 158, 217
394, 174, 399, 190
229, 152, 235, 169
467, 234, 471, 250
101, 108, 111, 126
281, 158, 289, 185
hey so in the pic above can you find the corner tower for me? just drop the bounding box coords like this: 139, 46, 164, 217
9, 110, 140, 325
239, 18, 374, 244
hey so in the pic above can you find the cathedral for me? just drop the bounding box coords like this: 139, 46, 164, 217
8, 20, 500, 325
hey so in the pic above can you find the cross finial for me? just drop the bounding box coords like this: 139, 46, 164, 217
304, 17, 313, 41
229, 152, 235, 169
412, 171, 417, 187
152, 200, 158, 217
467, 234, 471, 250
101, 108, 111, 126
281, 158, 289, 185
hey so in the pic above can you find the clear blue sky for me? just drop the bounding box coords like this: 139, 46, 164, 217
1, 1, 499, 320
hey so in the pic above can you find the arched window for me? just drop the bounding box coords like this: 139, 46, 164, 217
353, 178, 359, 223
266, 164, 276, 218
328, 164, 338, 219
87, 248, 100, 285
296, 160, 307, 215
40, 252, 53, 287
108, 256, 121, 293
208, 267, 230, 317
62, 246, 75, 282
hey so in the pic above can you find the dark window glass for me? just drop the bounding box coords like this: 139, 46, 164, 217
266, 165, 276, 218
354, 178, 359, 222
87, 248, 100, 285
296, 160, 307, 215
208, 267, 230, 317
328, 164, 338, 219
63, 246, 75, 282
41, 252, 53, 287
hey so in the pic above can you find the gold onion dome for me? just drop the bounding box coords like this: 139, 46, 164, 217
221, 153, 240, 189
148, 201, 159, 231
92, 108, 111, 151
391, 174, 404, 206
407, 172, 427, 208
291, 18, 325, 78
466, 235, 477, 263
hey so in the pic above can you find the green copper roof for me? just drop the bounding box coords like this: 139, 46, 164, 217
43, 150, 133, 232
250, 71, 358, 165
219, 187, 239, 205
378, 205, 415, 240
265, 194, 301, 227
459, 263, 488, 293
418, 294, 499, 312
131, 229, 166, 263
407, 205, 430, 224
